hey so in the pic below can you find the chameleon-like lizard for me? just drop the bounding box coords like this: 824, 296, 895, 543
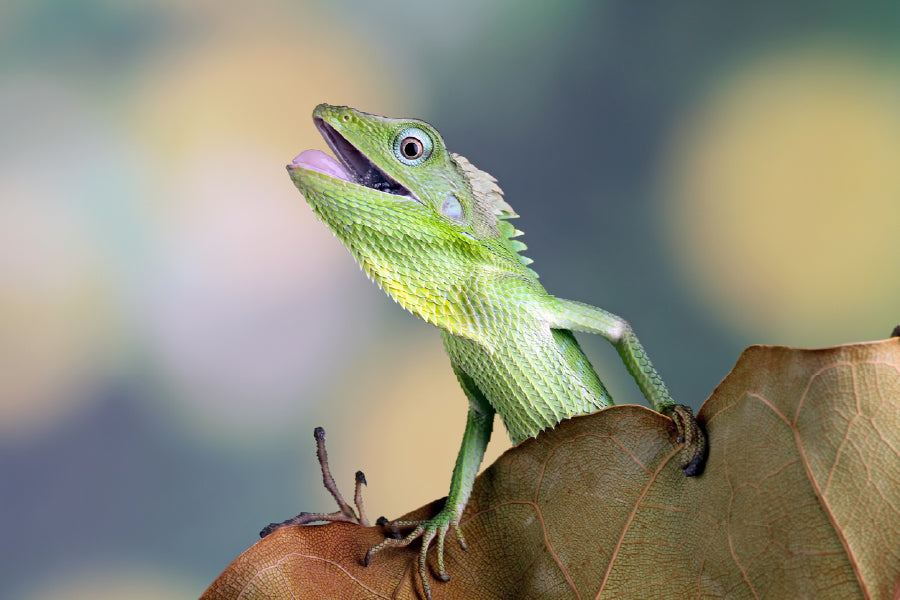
273, 104, 705, 598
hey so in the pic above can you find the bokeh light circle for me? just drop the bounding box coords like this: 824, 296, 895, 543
19, 566, 197, 600
0, 80, 124, 441
661, 45, 900, 346
126, 27, 417, 446
322, 335, 513, 519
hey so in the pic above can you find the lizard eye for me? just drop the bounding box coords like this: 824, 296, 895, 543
401, 137, 424, 159
393, 127, 433, 165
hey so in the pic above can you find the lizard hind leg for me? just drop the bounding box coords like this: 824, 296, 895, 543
260, 426, 370, 537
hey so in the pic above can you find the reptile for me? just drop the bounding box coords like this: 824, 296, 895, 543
275, 104, 706, 598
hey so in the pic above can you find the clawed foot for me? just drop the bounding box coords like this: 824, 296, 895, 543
365, 506, 465, 600
259, 427, 457, 598
260, 427, 370, 537
661, 404, 707, 477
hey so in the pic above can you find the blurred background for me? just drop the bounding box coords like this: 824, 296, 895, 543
2, 1, 899, 597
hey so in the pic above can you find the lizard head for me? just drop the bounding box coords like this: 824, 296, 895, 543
287, 104, 537, 330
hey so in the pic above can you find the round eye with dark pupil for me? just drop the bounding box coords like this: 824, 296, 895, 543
394, 127, 433, 164
401, 137, 424, 159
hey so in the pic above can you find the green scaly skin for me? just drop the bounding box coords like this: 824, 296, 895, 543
286, 104, 705, 599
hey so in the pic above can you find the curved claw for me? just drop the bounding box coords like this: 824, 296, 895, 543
662, 404, 707, 477
364, 509, 463, 599
452, 521, 468, 552
435, 524, 450, 581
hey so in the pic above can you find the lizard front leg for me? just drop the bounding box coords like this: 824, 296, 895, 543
366, 369, 494, 600
549, 298, 707, 476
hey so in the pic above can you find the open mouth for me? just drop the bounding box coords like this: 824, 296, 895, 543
289, 119, 414, 199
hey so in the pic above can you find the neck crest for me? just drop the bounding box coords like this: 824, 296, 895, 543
453, 153, 537, 278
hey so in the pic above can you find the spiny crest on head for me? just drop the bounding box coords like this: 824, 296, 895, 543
452, 153, 537, 276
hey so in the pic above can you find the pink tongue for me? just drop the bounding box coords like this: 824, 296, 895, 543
291, 149, 352, 182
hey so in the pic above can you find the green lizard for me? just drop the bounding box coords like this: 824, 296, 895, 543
280, 104, 705, 598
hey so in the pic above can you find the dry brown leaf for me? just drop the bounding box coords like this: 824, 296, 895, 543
201, 338, 900, 599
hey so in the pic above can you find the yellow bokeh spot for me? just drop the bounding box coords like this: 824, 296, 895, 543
130, 14, 413, 172
20, 566, 196, 600
661, 45, 900, 346
123, 8, 420, 446
322, 333, 513, 520
0, 196, 120, 441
